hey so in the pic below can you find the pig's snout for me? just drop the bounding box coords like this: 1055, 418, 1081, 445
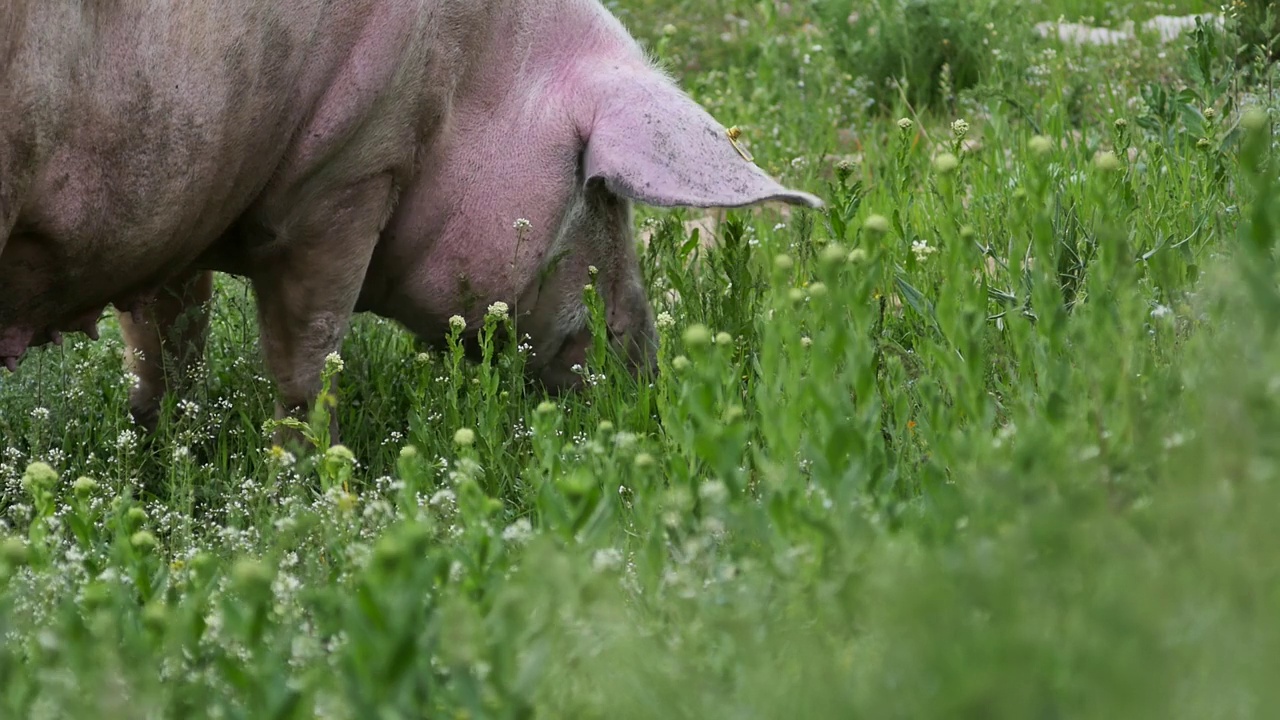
534, 311, 658, 394
606, 306, 658, 379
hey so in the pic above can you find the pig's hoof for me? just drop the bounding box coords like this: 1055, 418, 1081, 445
129, 402, 162, 434
271, 426, 314, 456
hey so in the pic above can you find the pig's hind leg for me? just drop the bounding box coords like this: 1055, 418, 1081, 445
119, 268, 215, 432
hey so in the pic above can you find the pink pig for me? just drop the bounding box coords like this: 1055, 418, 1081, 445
1, 0, 820, 438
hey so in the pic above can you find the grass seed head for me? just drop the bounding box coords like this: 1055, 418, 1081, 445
683, 324, 712, 348
130, 531, 158, 551
22, 461, 58, 492
230, 558, 274, 599
1, 537, 29, 567
864, 214, 890, 235
1242, 107, 1268, 132
1094, 150, 1122, 172
821, 243, 848, 266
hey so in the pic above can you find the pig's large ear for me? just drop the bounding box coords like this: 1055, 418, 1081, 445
580, 68, 823, 210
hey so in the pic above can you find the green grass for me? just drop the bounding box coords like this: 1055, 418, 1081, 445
4, 2, 1280, 718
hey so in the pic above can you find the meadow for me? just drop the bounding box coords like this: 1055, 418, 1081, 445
3, 0, 1280, 717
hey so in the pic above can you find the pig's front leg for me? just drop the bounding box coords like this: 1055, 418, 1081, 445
250, 175, 395, 450
120, 268, 215, 432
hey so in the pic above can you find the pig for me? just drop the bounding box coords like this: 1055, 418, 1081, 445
1, 0, 821, 441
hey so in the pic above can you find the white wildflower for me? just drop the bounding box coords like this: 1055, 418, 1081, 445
268, 446, 296, 468
501, 518, 533, 545
993, 423, 1018, 448
592, 548, 624, 573
911, 240, 938, 262
429, 489, 456, 509
116, 429, 138, 451
698, 480, 729, 505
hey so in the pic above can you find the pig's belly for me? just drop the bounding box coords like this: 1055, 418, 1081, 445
0, 148, 267, 365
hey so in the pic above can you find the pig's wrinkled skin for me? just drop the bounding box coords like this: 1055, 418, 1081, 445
1, 0, 820, 439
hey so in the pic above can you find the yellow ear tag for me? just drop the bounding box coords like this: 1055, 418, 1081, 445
726, 125, 754, 163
